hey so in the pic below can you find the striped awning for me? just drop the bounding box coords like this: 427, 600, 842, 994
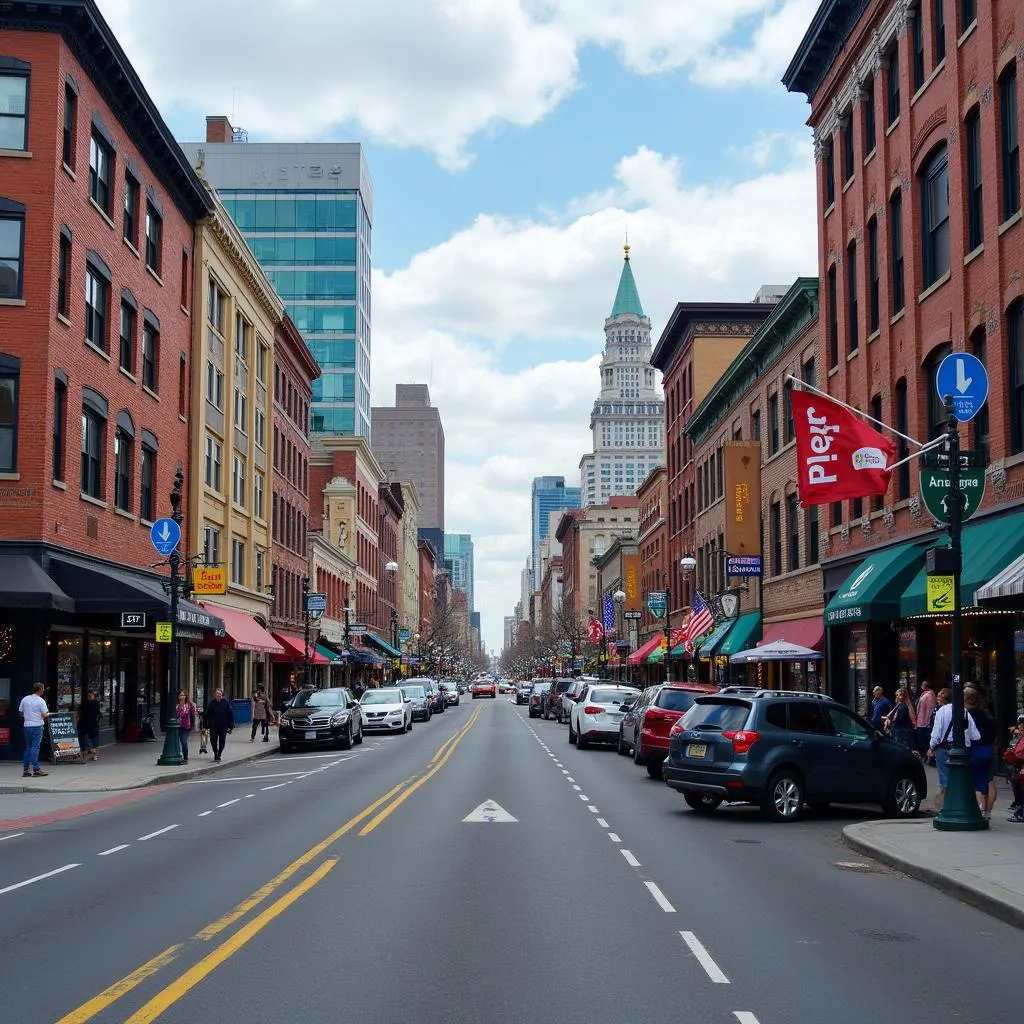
977, 551, 1024, 602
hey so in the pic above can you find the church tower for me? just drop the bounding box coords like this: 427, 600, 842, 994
580, 242, 665, 506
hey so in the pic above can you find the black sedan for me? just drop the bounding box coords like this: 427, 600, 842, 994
279, 687, 364, 753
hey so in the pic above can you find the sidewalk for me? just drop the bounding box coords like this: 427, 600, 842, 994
0, 729, 277, 795
844, 763, 1024, 930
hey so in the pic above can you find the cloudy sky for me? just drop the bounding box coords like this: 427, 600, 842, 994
100, 0, 822, 653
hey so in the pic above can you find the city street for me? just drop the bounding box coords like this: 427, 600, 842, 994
1, 697, 1020, 1024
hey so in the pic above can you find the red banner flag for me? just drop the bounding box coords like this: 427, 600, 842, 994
587, 618, 604, 644
790, 389, 896, 508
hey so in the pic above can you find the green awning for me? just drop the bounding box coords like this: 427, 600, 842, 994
695, 620, 733, 657
824, 541, 926, 626
363, 632, 401, 658
901, 511, 1024, 617
316, 643, 344, 665
715, 612, 762, 658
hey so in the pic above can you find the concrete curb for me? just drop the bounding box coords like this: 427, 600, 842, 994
842, 823, 1024, 932
0, 743, 279, 795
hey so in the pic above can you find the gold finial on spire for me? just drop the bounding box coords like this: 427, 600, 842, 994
623, 227, 631, 261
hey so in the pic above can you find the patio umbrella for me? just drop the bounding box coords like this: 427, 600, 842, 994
728, 639, 823, 664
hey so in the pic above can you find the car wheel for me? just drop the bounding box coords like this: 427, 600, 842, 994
617, 732, 629, 756
568, 720, 576, 743
646, 761, 663, 780
632, 739, 644, 767
883, 772, 922, 818
761, 770, 804, 822
354, 724, 363, 745
577, 727, 588, 750
338, 723, 353, 751
683, 792, 722, 814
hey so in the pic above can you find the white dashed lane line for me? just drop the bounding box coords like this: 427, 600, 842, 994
260, 783, 288, 791
198, 811, 213, 817
621, 849, 640, 868
0, 863, 79, 896
97, 845, 130, 857
607, 833, 621, 843
578, 794, 589, 801
216, 799, 241, 809
0, 831, 25, 842
588, 806, 599, 813
644, 881, 676, 913
596, 818, 609, 828
137, 825, 179, 841
733, 1014, 761, 1024
680, 931, 730, 984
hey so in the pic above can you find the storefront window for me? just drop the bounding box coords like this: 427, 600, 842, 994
1014, 630, 1024, 717
88, 636, 117, 727
898, 628, 918, 698
848, 628, 869, 714
55, 632, 83, 710
138, 640, 158, 718
0, 624, 13, 722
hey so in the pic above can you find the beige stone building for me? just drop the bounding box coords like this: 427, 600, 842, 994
397, 481, 421, 640
188, 180, 285, 704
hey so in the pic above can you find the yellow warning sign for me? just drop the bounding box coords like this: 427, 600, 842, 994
155, 622, 174, 643
926, 575, 955, 613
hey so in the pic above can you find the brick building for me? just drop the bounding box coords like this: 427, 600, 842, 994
635, 465, 668, 649
417, 536, 437, 650
686, 279, 824, 689
0, 0, 220, 755
784, 0, 1023, 719
375, 481, 404, 671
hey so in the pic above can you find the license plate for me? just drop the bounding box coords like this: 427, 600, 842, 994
305, 731, 317, 740
686, 743, 708, 758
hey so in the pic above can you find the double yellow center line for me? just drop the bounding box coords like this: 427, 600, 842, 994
57, 707, 482, 1024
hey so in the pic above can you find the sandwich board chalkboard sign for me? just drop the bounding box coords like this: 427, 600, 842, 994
47, 711, 84, 764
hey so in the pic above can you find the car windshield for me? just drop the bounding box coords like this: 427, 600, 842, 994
681, 700, 751, 732
589, 688, 633, 704
291, 689, 348, 708
657, 690, 699, 712
361, 690, 402, 705
403, 686, 425, 698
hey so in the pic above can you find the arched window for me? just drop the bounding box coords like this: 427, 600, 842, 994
920, 145, 950, 288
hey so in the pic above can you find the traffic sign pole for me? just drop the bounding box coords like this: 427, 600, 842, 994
156, 468, 185, 767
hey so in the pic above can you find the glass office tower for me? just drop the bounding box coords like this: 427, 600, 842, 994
181, 130, 373, 437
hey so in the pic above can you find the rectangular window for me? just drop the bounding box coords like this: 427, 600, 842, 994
254, 407, 266, 449
807, 503, 819, 565
972, 329, 989, 461
85, 268, 108, 352
752, 408, 761, 443
784, 380, 795, 445
142, 321, 158, 392
961, 0, 976, 31
231, 537, 246, 586
831, 501, 843, 528
140, 445, 154, 522
966, 108, 984, 250
88, 132, 112, 213
0, 69, 28, 151
57, 232, 71, 317
208, 278, 225, 332
0, 211, 24, 300
871, 394, 885, 511
0, 365, 19, 472
1010, 303, 1024, 455
890, 191, 905, 313
178, 353, 187, 417
254, 471, 265, 520
123, 174, 138, 247
787, 494, 800, 572
863, 77, 876, 154
867, 219, 879, 333
81, 407, 103, 498
912, 10, 925, 91
887, 45, 901, 126
204, 435, 222, 491
62, 83, 76, 168
180, 249, 189, 309
769, 392, 780, 454
255, 548, 265, 592
847, 241, 858, 352
232, 454, 246, 506
852, 497, 863, 520
52, 377, 66, 482
933, 0, 945, 64
827, 264, 838, 367
801, 357, 817, 388
922, 148, 950, 287
770, 501, 782, 577
1000, 67, 1020, 222
896, 378, 911, 498
205, 361, 224, 409
119, 302, 135, 374
203, 524, 220, 568
256, 344, 267, 383
144, 203, 162, 275
842, 114, 855, 182
825, 145, 835, 207
113, 429, 131, 512
234, 312, 250, 360
234, 388, 247, 432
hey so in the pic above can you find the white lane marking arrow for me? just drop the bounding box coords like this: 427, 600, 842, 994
462, 799, 517, 823
955, 358, 972, 394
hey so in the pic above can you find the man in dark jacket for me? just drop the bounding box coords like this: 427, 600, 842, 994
205, 689, 234, 762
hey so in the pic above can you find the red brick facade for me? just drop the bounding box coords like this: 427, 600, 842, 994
635, 465, 667, 645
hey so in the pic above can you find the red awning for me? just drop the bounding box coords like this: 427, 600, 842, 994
628, 634, 664, 666
271, 632, 329, 665
198, 603, 284, 654
759, 616, 824, 651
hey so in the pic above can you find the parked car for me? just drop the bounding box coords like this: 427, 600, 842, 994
424, 678, 446, 713
557, 677, 589, 724
620, 683, 719, 778
440, 680, 461, 707
664, 690, 927, 822
360, 687, 412, 734
568, 684, 640, 748
472, 678, 497, 699
543, 677, 576, 720
401, 682, 432, 722
528, 680, 552, 718
279, 687, 364, 753
515, 681, 533, 705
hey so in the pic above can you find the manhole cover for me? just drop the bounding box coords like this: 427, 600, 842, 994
732, 839, 763, 845
856, 929, 918, 943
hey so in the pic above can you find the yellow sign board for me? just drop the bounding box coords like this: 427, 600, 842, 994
192, 566, 227, 596
155, 621, 173, 643
926, 575, 955, 613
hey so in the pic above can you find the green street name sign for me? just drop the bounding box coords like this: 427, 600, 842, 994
918, 467, 987, 524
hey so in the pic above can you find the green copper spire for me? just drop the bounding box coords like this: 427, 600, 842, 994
610, 238, 645, 318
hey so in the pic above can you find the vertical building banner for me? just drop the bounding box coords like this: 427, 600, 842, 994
623, 553, 641, 611
724, 443, 762, 558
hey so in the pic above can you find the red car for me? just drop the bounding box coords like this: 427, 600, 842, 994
619, 683, 718, 778
471, 679, 497, 699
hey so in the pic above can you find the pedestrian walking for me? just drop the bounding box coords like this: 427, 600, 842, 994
964, 687, 997, 819
77, 689, 101, 761
205, 689, 234, 762
1003, 718, 1024, 822
869, 686, 894, 730
884, 688, 917, 750
251, 688, 271, 743
175, 691, 199, 763
927, 687, 980, 814
915, 681, 937, 760
19, 682, 50, 778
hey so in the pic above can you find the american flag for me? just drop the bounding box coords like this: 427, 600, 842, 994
682, 593, 714, 647
603, 594, 615, 631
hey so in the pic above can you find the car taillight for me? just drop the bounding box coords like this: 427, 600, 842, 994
669, 723, 684, 737
583, 705, 603, 715
644, 708, 677, 724
723, 730, 760, 754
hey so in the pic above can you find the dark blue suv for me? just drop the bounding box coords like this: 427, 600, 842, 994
663, 689, 927, 822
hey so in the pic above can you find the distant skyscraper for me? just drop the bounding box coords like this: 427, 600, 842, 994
531, 476, 581, 589
444, 534, 475, 612
372, 385, 446, 531
579, 242, 664, 506
181, 118, 373, 437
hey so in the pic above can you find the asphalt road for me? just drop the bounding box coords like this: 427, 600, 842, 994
1, 696, 1019, 1024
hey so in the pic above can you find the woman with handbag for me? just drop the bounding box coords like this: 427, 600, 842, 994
885, 688, 917, 750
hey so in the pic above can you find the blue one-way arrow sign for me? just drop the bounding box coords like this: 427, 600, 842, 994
936, 352, 989, 424
150, 517, 181, 557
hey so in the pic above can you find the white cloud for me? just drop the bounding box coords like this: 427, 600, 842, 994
98, 0, 816, 166
371, 143, 818, 648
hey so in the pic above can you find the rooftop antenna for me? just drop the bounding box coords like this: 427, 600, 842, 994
624, 225, 630, 261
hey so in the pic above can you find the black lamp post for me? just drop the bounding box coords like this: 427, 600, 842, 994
301, 575, 311, 689
156, 465, 185, 766
613, 589, 626, 682
343, 597, 352, 689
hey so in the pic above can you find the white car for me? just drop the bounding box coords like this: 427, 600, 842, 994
359, 687, 412, 734
568, 684, 641, 749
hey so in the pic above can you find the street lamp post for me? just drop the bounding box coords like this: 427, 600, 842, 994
301, 575, 311, 689
613, 589, 626, 682
663, 579, 674, 685
156, 466, 185, 767
384, 561, 399, 682
679, 556, 697, 682
343, 597, 352, 690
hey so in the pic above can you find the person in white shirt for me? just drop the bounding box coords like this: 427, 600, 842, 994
926, 686, 981, 813
18, 682, 50, 779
